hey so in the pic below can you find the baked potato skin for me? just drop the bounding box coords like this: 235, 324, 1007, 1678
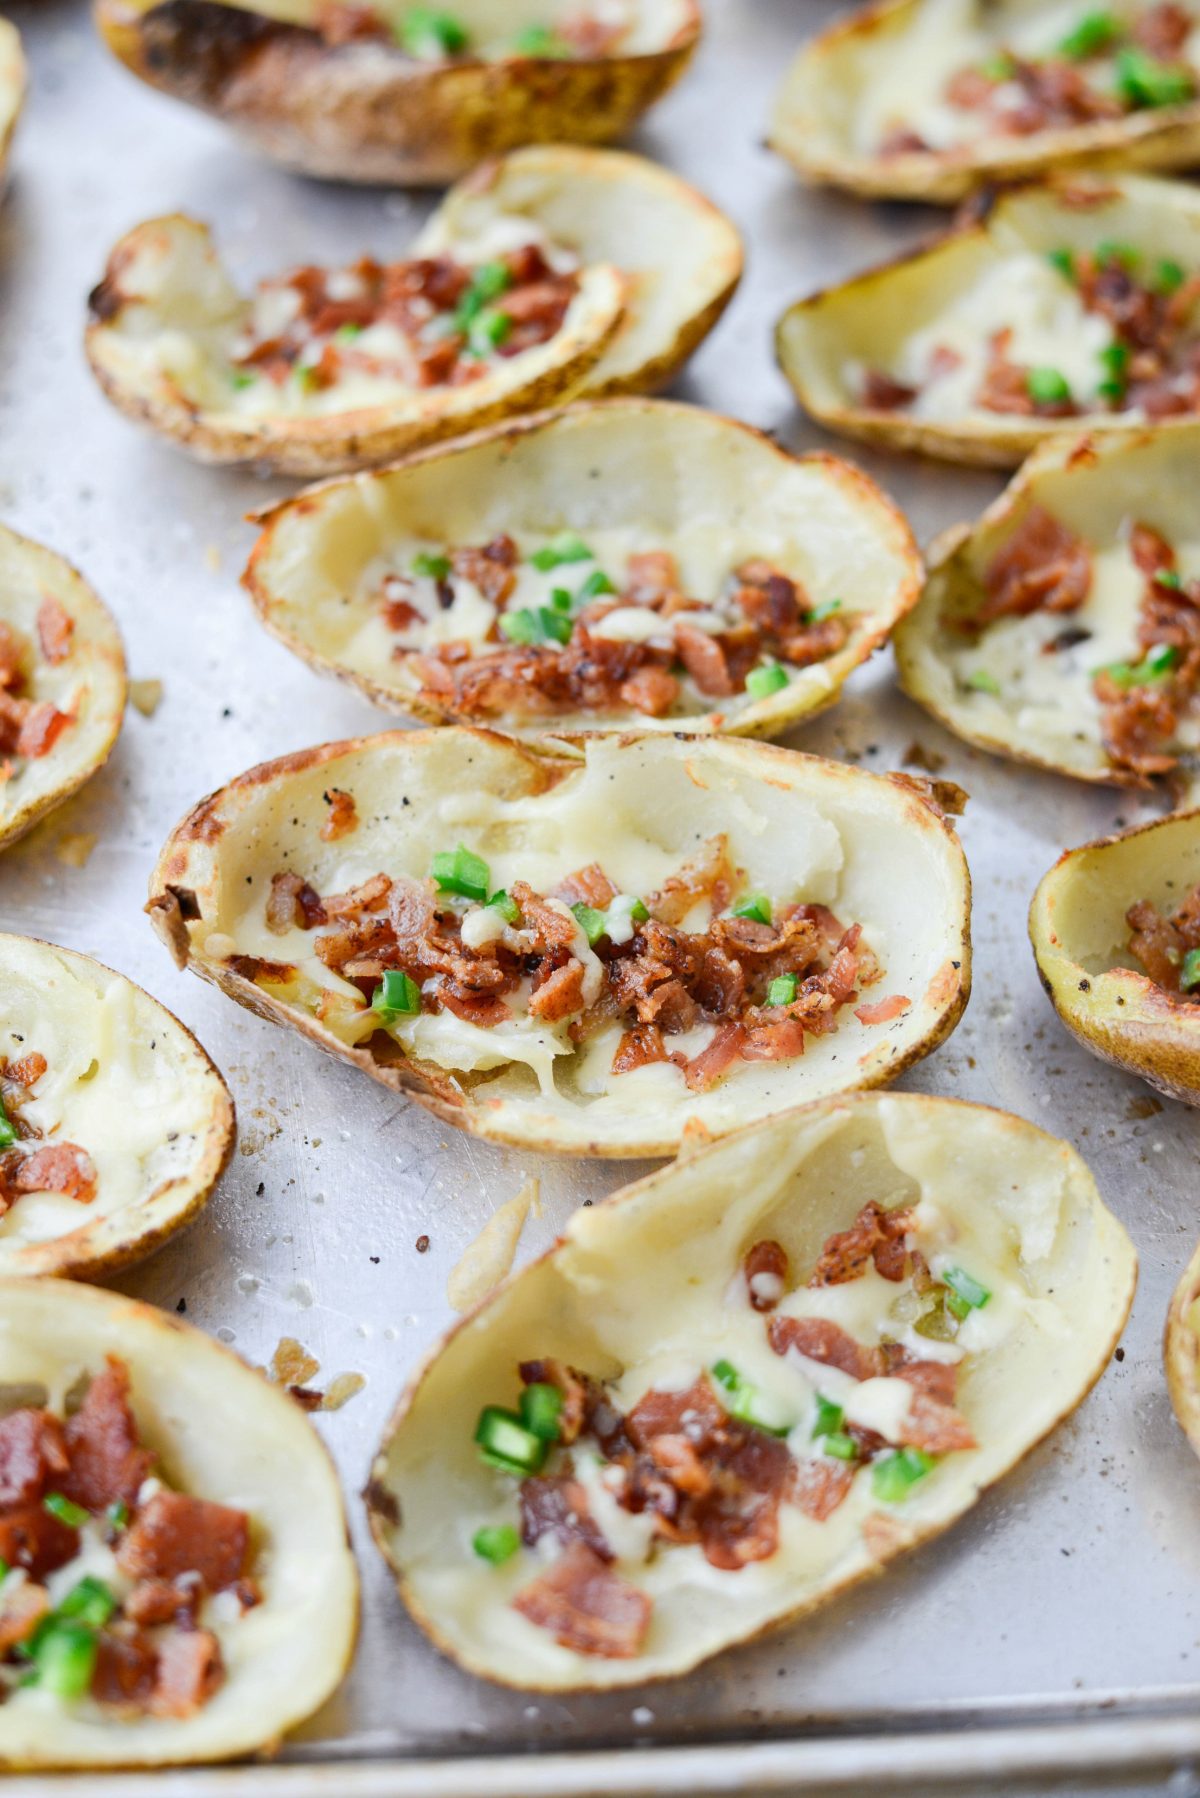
0, 18, 25, 190
1029, 815, 1200, 1109
147, 729, 972, 1159
770, 0, 1200, 204
94, 0, 701, 185
1165, 1234, 1200, 1461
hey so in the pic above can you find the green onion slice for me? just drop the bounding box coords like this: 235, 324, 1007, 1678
1027, 367, 1072, 405
965, 670, 1001, 695
43, 1492, 89, 1530
811, 1396, 844, 1439
767, 973, 798, 1007
530, 533, 595, 572
412, 551, 451, 579
746, 660, 790, 700
472, 1523, 521, 1563
0, 1095, 15, 1149
871, 1447, 937, 1503
519, 1382, 564, 1442
822, 1431, 860, 1461
486, 890, 521, 926
576, 569, 617, 602
57, 1576, 117, 1629
399, 7, 470, 56
807, 598, 843, 623
474, 1406, 549, 1476
29, 1620, 97, 1699
372, 969, 421, 1023
467, 308, 512, 358
1058, 10, 1119, 59
1046, 247, 1076, 281
943, 1264, 991, 1321
711, 1358, 741, 1392
1115, 46, 1194, 107
431, 843, 490, 902
1181, 948, 1200, 992
732, 894, 771, 925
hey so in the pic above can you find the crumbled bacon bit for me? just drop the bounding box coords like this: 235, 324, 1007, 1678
862, 369, 917, 411
36, 594, 74, 665
266, 870, 328, 935
854, 993, 911, 1025
978, 506, 1092, 624
744, 1239, 790, 1312
0, 1407, 68, 1508
512, 1541, 651, 1658
807, 1201, 913, 1287
150, 1627, 225, 1717
320, 787, 358, 842
0, 1503, 79, 1578
789, 1454, 856, 1522
61, 1357, 154, 1513
768, 1314, 878, 1382
1127, 881, 1200, 991
519, 1475, 613, 1561
0, 1579, 50, 1652
117, 1490, 249, 1592
91, 1626, 159, 1709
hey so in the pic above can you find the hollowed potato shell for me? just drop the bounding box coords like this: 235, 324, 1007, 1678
0, 19, 25, 188
367, 1090, 1136, 1691
0, 522, 126, 851
776, 175, 1200, 468
415, 145, 742, 398
1030, 809, 1200, 1105
0, 1277, 358, 1769
146, 729, 971, 1158
93, 0, 700, 185
83, 214, 625, 479
1165, 1231, 1200, 1460
770, 0, 1200, 204
243, 400, 921, 737
0, 933, 235, 1279
896, 426, 1200, 786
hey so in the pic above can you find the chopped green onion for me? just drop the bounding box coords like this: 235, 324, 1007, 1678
811, 1397, 844, 1439
965, 670, 1001, 695
43, 1492, 89, 1529
104, 1501, 129, 1533
1157, 568, 1183, 589
1097, 239, 1139, 271
472, 1523, 521, 1563
1058, 10, 1118, 58
1156, 258, 1187, 294
467, 308, 512, 358
57, 1576, 117, 1629
372, 969, 421, 1023
1095, 645, 1178, 687
0, 1558, 9, 1581
230, 370, 256, 390
1099, 342, 1129, 375
711, 1358, 741, 1392
943, 1264, 991, 1321
499, 606, 573, 646
1145, 642, 1180, 675
628, 898, 649, 923
571, 902, 608, 946
530, 533, 594, 572
728, 1383, 794, 1437
767, 973, 798, 1007
487, 890, 521, 926
1027, 366, 1072, 405
822, 1431, 860, 1461
732, 894, 771, 925
450, 260, 512, 335
746, 660, 790, 701
511, 23, 566, 54
576, 569, 617, 602
399, 7, 469, 56
0, 1095, 15, 1149
1181, 949, 1200, 991
979, 51, 1015, 80
1046, 247, 1076, 282
872, 1447, 937, 1503
474, 1406, 548, 1476
519, 1382, 563, 1441
28, 1620, 97, 1699
412, 551, 451, 579
335, 322, 363, 342
431, 843, 490, 902
807, 598, 843, 623
550, 587, 574, 612
1115, 46, 1194, 107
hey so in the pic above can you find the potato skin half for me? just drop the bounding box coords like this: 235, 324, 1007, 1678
94, 0, 701, 184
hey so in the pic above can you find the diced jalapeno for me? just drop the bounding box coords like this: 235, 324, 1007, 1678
767, 973, 798, 1007
1046, 247, 1076, 282
811, 1396, 844, 1439
28, 1620, 97, 1699
372, 969, 421, 1023
822, 1431, 859, 1461
500, 606, 573, 646
472, 1523, 521, 1563
57, 1576, 117, 1629
746, 660, 789, 700
943, 1264, 991, 1321
487, 890, 521, 926
872, 1447, 936, 1503
732, 894, 771, 925
467, 309, 512, 358
1115, 46, 1193, 107
1156, 258, 1187, 294
519, 1382, 563, 1441
576, 569, 617, 602
571, 902, 607, 946
431, 843, 491, 901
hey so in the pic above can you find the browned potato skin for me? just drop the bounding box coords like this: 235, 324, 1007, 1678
1165, 1234, 1200, 1461
94, 0, 701, 184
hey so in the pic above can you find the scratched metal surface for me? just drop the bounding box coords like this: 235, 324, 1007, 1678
1, 0, 1199, 1789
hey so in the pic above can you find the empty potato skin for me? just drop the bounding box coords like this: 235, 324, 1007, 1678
0, 523, 126, 852
896, 427, 1200, 788
414, 146, 743, 399
243, 399, 922, 739
84, 214, 625, 479
0, 934, 236, 1279
0, 1277, 359, 1769
1166, 1231, 1200, 1461
1030, 810, 1200, 1107
770, 0, 1200, 204
367, 1090, 1136, 1691
146, 728, 972, 1159
776, 175, 1200, 469
94, 0, 701, 185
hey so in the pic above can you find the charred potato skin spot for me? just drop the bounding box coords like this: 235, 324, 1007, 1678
95, 0, 701, 185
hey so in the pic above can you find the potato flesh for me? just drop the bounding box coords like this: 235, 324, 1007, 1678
379, 1094, 1135, 1688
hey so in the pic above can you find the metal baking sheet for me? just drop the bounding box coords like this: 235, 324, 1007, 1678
3, 0, 1200, 1790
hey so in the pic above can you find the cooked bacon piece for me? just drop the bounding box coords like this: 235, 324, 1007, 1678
0, 1578, 49, 1651
519, 1475, 613, 1561
552, 864, 617, 909
624, 551, 680, 605
768, 1315, 879, 1383
674, 622, 736, 697
0, 620, 23, 690
626, 1377, 726, 1450
979, 506, 1092, 624
1096, 673, 1179, 777
740, 1013, 809, 1062
313, 0, 389, 43
694, 1424, 792, 1570
513, 1541, 651, 1658
979, 328, 1078, 418
611, 1023, 668, 1074
117, 1489, 249, 1592
734, 561, 803, 636
898, 1390, 976, 1454
744, 1239, 790, 1312
91, 1626, 159, 1709
807, 1201, 913, 1287
36, 594, 74, 665
61, 1357, 153, 1514
266, 870, 327, 935
1127, 885, 1200, 991
14, 701, 71, 760
1133, 3, 1193, 57
6, 1143, 97, 1206
645, 835, 733, 927
674, 1020, 747, 1091
0, 1503, 79, 1577
618, 663, 679, 716
528, 958, 587, 1022
862, 369, 916, 410
510, 883, 578, 952
880, 124, 932, 156
320, 787, 358, 842
557, 10, 625, 55
879, 1343, 960, 1406
782, 614, 850, 668
518, 1359, 596, 1447
125, 1578, 198, 1627
451, 536, 518, 606
228, 954, 298, 985
0, 1407, 68, 1507
789, 1454, 857, 1522
854, 994, 911, 1025
323, 872, 392, 918
496, 278, 578, 356
1131, 522, 1176, 579
151, 1627, 224, 1718
645, 1432, 711, 1496
4, 1051, 47, 1090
